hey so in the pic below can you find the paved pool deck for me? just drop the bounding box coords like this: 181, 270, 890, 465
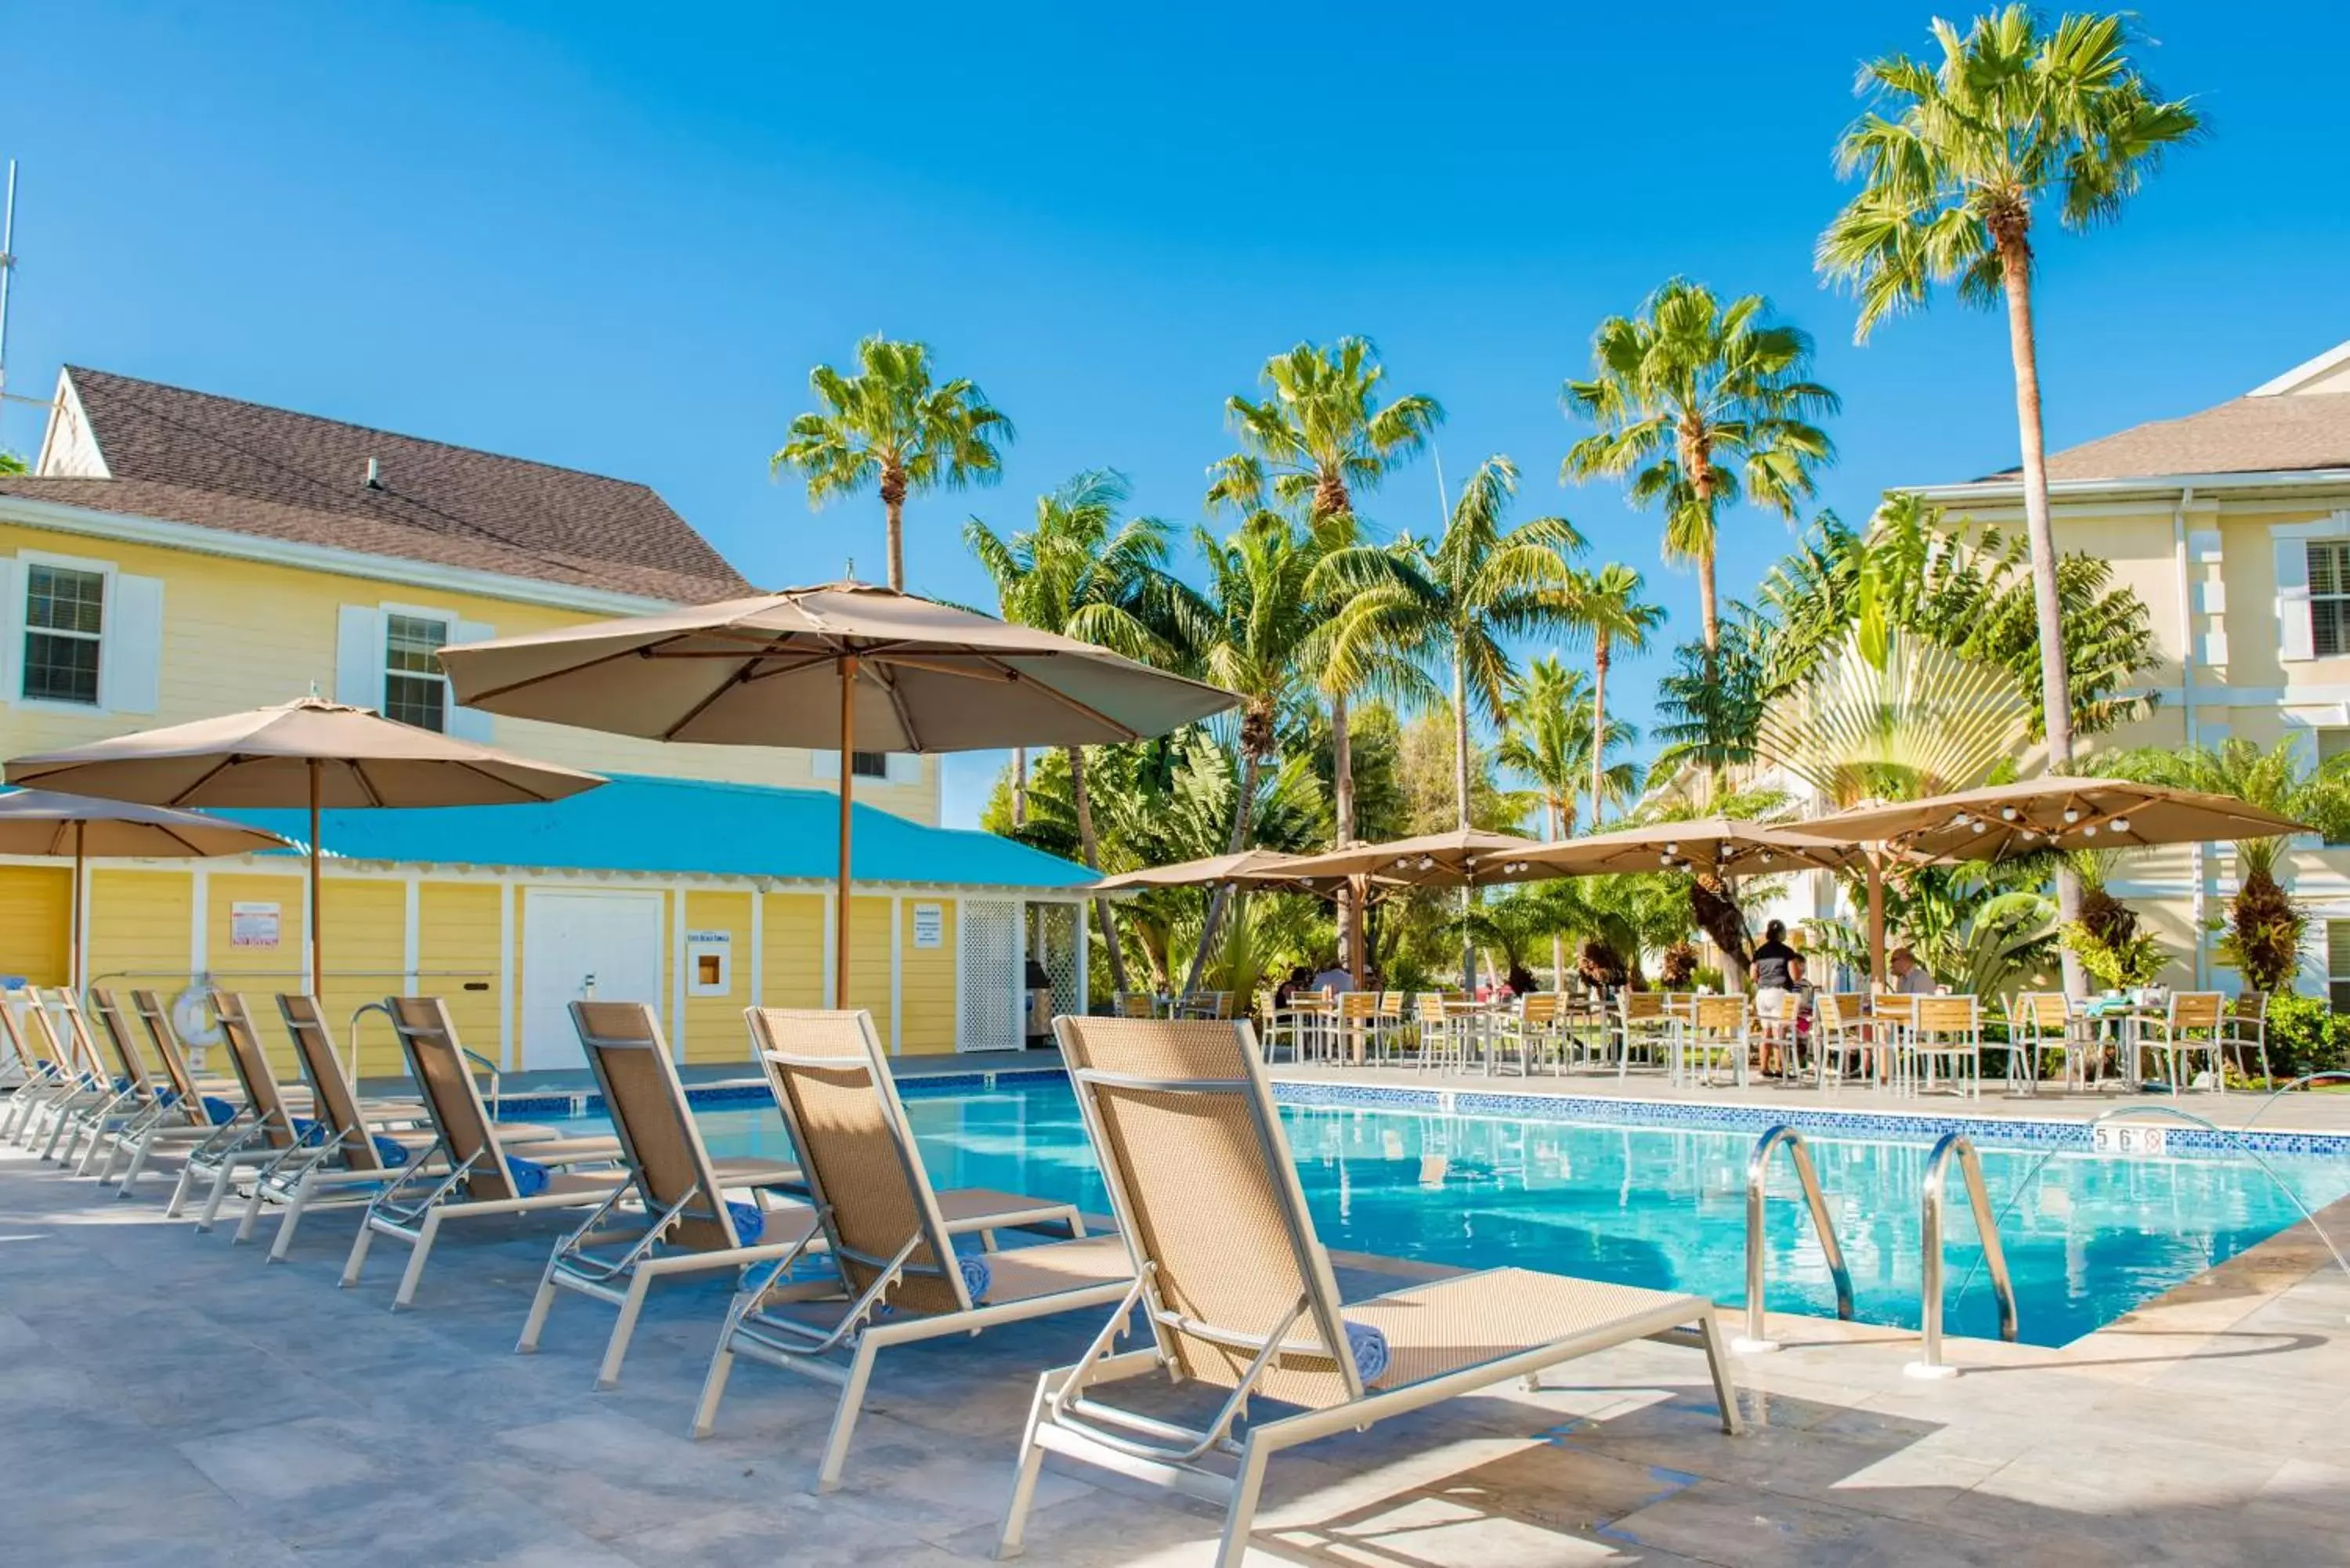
6, 1132, 2350, 1566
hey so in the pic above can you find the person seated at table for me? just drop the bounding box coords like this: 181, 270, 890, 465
1272, 965, 1313, 1008
1889, 946, 1937, 995
1311, 959, 1353, 995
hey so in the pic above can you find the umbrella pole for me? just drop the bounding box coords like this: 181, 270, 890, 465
70, 821, 85, 996
1866, 850, 1886, 992
309, 758, 324, 999
1348, 874, 1368, 989
835, 656, 857, 1010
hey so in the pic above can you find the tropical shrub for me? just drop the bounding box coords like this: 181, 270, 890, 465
2058, 920, 2166, 991
2258, 992, 2350, 1081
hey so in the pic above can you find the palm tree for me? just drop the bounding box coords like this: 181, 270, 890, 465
2101, 740, 2350, 995
1315, 457, 1585, 833
1562, 563, 1662, 826
965, 470, 1192, 993
777, 334, 1014, 591
1206, 338, 1442, 975
1562, 280, 1838, 654
1497, 655, 1640, 985
1179, 510, 1343, 990
1817, 9, 2198, 777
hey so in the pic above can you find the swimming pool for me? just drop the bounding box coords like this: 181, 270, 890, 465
638, 1077, 2350, 1349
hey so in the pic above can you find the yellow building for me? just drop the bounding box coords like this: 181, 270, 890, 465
0, 367, 1092, 1071
1914, 339, 2350, 997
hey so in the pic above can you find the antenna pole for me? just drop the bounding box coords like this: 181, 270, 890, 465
0, 160, 16, 455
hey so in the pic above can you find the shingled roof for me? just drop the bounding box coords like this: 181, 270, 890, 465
1982, 391, 2350, 484
0, 367, 752, 603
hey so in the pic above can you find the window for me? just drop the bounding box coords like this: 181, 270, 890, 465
383, 613, 450, 732
850, 751, 890, 779
2330, 922, 2350, 1013
22, 563, 104, 705
2310, 543, 2350, 657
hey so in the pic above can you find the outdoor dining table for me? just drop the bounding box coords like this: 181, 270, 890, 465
2074, 995, 2160, 1089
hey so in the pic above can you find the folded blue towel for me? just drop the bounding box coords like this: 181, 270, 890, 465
505, 1156, 550, 1198
201, 1096, 238, 1126
293, 1118, 320, 1143
1345, 1321, 1390, 1386
371, 1135, 414, 1170
725, 1201, 765, 1244
956, 1251, 991, 1303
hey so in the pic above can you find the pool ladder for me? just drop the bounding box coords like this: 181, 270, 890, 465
1905, 1132, 2019, 1378
1735, 1125, 1855, 1353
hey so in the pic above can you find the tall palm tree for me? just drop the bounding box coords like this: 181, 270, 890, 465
965, 470, 1192, 993
1178, 509, 1343, 991
1563, 280, 1838, 654
1817, 9, 2199, 779
1206, 338, 1442, 975
1497, 655, 1641, 985
1562, 563, 1662, 827
1316, 457, 1585, 833
778, 334, 1014, 591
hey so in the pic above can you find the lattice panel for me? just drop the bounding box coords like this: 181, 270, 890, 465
1030, 901, 1080, 1028
959, 898, 1021, 1053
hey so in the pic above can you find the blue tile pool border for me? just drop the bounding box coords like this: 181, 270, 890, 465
503, 1065, 2350, 1158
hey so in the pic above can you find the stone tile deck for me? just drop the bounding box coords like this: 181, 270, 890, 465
5, 1137, 2350, 1566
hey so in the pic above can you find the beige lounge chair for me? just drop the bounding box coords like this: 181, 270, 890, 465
166, 992, 338, 1229
0, 995, 64, 1142
50, 988, 161, 1170
516, 1000, 815, 1388
22, 990, 114, 1158
691, 1006, 1130, 1491
998, 1016, 1743, 1568
341, 995, 625, 1309
104, 988, 248, 1194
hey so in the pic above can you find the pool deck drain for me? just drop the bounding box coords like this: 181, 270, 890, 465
5, 1143, 2350, 1566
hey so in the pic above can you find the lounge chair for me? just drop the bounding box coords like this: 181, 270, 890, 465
59, 988, 179, 1174
30, 990, 128, 1161
516, 1000, 815, 1388
692, 1006, 1130, 1491
230, 995, 470, 1259
166, 992, 336, 1229
104, 989, 250, 1194
341, 995, 626, 1310
999, 1015, 1743, 1568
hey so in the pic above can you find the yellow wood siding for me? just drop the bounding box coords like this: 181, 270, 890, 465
316, 880, 407, 1080
87, 867, 193, 1000
419, 881, 503, 1070
0, 517, 940, 823
682, 890, 750, 1065
0, 865, 70, 985
898, 898, 956, 1055
761, 893, 826, 1007
845, 895, 891, 1045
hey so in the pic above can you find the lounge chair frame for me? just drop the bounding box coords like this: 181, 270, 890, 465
515, 1000, 815, 1388
1000, 1015, 1743, 1568
692, 1006, 1125, 1492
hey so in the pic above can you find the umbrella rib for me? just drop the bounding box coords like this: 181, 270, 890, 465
166, 753, 245, 808
461, 634, 690, 706
659, 659, 765, 742
740, 653, 840, 685
448, 757, 557, 803
973, 657, 1142, 741
864, 655, 1021, 683
350, 759, 387, 809
869, 662, 922, 753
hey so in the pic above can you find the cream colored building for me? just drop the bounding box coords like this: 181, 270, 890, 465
1913, 339, 2350, 1000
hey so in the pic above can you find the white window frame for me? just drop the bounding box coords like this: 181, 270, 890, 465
379, 599, 457, 734
13, 547, 115, 714
2329, 919, 2350, 1013
2312, 541, 2350, 660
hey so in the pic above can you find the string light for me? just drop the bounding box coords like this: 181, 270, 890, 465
2110, 817, 2131, 834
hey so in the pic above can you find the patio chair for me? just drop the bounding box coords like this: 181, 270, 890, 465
2229, 993, 2274, 1086
1115, 992, 1159, 1020
1330, 991, 1383, 1065
1490, 992, 1562, 1076
999, 1015, 1742, 1568
1413, 992, 1467, 1073
1674, 996, 1749, 1088
340, 995, 627, 1310
229, 995, 469, 1260
1376, 989, 1408, 1058
2002, 991, 2079, 1093
1265, 987, 1331, 1063
2141, 992, 2228, 1093
515, 1003, 819, 1386
1902, 995, 1982, 1098
691, 1007, 1130, 1490
1617, 990, 1672, 1078
166, 991, 338, 1230
1177, 991, 1234, 1021
1801, 992, 1859, 1088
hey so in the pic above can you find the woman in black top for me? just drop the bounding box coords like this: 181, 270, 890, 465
1751, 919, 1799, 990
1751, 920, 1801, 1075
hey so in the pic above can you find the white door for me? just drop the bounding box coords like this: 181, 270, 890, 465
521, 889, 666, 1071
959, 898, 1021, 1053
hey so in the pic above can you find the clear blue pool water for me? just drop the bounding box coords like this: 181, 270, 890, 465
624, 1078, 2350, 1349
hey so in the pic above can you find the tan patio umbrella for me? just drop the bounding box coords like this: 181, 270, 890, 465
1274, 829, 1552, 990
1517, 818, 1867, 877
0, 789, 290, 991
1094, 848, 1406, 901
1784, 778, 2309, 987
434, 582, 1237, 1006
5, 697, 606, 995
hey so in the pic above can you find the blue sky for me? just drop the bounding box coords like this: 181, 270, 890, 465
5, 2, 2344, 826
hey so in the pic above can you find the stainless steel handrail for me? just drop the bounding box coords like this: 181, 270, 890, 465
1906, 1132, 2018, 1378
347, 1000, 502, 1115
1735, 1125, 1855, 1353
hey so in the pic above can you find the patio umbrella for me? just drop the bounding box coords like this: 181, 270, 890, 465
1094, 848, 1407, 901
1517, 818, 1866, 877
5, 697, 606, 995
1782, 778, 2309, 987
1274, 829, 1552, 989
434, 582, 1237, 1006
0, 789, 290, 991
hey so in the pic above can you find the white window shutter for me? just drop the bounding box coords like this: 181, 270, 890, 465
99, 573, 164, 714
885, 752, 920, 784
2278, 539, 2315, 662
444, 617, 496, 741
0, 556, 20, 702
811, 748, 841, 779
335, 605, 386, 709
